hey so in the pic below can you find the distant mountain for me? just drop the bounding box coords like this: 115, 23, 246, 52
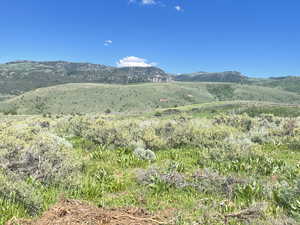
0, 60, 171, 94
1, 60, 299, 98
174, 71, 248, 83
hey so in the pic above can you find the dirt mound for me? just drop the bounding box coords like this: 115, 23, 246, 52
6, 199, 167, 225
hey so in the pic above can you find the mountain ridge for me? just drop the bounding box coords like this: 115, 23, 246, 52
0, 60, 171, 94
1, 60, 300, 97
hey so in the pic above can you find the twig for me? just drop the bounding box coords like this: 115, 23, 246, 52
223, 205, 264, 224
112, 214, 169, 224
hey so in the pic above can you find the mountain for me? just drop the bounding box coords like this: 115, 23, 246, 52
0, 60, 171, 95
174, 71, 248, 83
1, 82, 300, 114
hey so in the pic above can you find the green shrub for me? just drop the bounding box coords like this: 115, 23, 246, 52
105, 108, 111, 114
207, 84, 235, 100
234, 181, 266, 204
288, 137, 300, 151
274, 179, 300, 217
1, 108, 18, 115
214, 113, 256, 131
0, 173, 42, 216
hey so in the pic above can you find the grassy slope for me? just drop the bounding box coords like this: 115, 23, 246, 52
1, 82, 300, 114
156, 101, 300, 118
249, 77, 300, 94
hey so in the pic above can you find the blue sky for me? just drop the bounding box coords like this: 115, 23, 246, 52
1, 0, 300, 77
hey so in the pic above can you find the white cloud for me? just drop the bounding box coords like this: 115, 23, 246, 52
117, 56, 157, 67
175, 5, 183, 11
104, 40, 113, 46
142, 0, 156, 5
129, 0, 156, 5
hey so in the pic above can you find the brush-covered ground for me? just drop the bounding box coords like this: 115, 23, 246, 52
1, 82, 300, 115
249, 76, 300, 94
0, 103, 300, 224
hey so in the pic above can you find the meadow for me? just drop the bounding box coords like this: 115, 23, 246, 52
0, 104, 299, 224
1, 82, 300, 115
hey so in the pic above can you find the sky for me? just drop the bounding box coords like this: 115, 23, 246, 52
0, 0, 300, 77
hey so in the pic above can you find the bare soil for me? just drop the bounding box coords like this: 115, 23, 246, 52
6, 199, 168, 225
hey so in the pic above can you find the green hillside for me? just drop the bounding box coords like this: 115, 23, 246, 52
175, 71, 300, 95
250, 76, 300, 94
1, 82, 300, 115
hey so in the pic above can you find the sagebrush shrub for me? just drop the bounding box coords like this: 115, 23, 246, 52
136, 166, 247, 198
191, 168, 248, 198
58, 116, 240, 150
0, 127, 81, 185
133, 147, 156, 161
0, 173, 42, 216
136, 167, 188, 190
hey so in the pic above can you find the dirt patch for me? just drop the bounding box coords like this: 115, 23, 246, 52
6, 199, 168, 225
